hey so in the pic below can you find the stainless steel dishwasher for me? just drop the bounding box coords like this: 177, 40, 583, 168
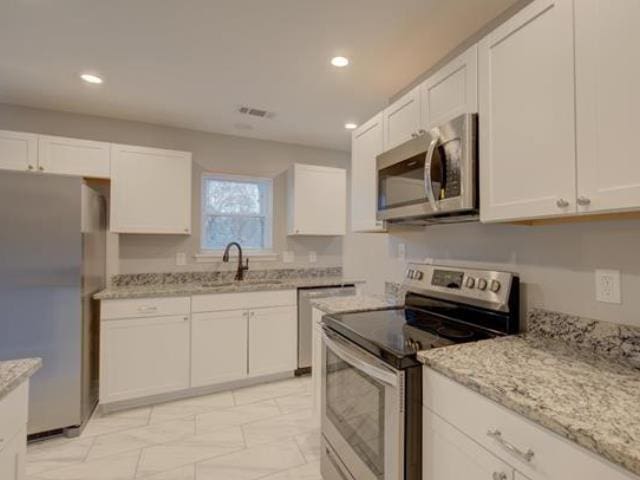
296, 285, 356, 375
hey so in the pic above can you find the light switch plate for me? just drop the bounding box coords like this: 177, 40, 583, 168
309, 251, 317, 263
176, 252, 187, 266
595, 269, 621, 304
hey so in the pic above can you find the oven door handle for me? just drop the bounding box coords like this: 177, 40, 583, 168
424, 136, 440, 212
323, 331, 399, 387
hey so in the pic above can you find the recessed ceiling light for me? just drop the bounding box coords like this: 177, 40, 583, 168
80, 73, 103, 84
345, 122, 358, 130
331, 56, 350, 68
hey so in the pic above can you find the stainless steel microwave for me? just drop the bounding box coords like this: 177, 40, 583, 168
376, 113, 478, 224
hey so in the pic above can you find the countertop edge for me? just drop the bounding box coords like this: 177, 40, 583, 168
0, 358, 42, 401
418, 353, 640, 477
94, 278, 365, 300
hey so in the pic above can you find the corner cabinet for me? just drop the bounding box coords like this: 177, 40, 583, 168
0, 130, 38, 173
351, 113, 386, 233
479, 0, 576, 222
287, 163, 347, 236
110, 144, 192, 234
574, 0, 640, 215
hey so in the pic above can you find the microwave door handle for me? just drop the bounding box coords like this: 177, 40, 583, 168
322, 332, 399, 387
424, 137, 440, 211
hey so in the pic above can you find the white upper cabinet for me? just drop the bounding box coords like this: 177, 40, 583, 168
0, 130, 38, 173
110, 144, 192, 234
383, 86, 422, 150
287, 163, 347, 235
38, 135, 110, 178
479, 0, 576, 222
351, 113, 386, 233
420, 45, 478, 130
574, 0, 640, 215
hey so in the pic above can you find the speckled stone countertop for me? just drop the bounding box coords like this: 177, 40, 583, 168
0, 358, 42, 401
418, 309, 640, 476
311, 294, 401, 314
95, 276, 365, 300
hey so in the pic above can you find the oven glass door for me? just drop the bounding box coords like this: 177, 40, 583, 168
322, 330, 404, 480
326, 347, 386, 478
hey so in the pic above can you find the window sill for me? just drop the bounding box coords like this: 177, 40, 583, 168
194, 251, 279, 263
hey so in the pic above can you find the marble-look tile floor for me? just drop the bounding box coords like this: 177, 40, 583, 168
27, 377, 322, 480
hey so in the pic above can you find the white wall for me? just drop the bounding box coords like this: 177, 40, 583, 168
344, 220, 640, 327
0, 103, 349, 274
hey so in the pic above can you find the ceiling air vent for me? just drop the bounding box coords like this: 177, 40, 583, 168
238, 106, 274, 119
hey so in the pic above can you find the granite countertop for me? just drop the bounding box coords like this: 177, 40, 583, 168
0, 358, 42, 401
310, 294, 402, 314
95, 276, 365, 300
418, 334, 640, 476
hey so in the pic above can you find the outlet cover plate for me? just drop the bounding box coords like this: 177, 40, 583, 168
595, 269, 621, 304
176, 252, 187, 267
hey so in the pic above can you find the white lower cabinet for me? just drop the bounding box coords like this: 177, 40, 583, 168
423, 368, 637, 480
191, 310, 248, 387
423, 407, 513, 480
0, 382, 29, 480
248, 306, 297, 376
100, 315, 190, 403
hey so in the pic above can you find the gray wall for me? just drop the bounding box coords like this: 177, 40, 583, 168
0, 103, 349, 274
344, 220, 640, 327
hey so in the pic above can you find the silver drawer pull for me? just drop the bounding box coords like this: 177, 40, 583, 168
487, 429, 534, 462
138, 306, 158, 313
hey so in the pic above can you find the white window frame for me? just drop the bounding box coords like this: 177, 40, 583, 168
198, 173, 274, 259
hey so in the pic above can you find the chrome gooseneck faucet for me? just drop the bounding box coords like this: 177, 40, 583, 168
222, 242, 249, 281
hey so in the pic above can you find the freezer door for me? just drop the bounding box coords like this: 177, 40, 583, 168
0, 171, 83, 435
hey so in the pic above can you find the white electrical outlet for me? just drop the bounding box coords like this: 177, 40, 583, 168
398, 243, 406, 260
176, 252, 187, 266
309, 251, 317, 263
595, 269, 621, 304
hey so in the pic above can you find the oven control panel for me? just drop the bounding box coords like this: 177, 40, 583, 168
404, 263, 515, 312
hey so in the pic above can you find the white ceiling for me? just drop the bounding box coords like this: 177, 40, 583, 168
0, 0, 520, 151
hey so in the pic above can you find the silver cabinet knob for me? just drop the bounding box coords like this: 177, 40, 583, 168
577, 196, 591, 206
556, 198, 570, 208
27, 165, 34, 171
38, 165, 44, 171
492, 473, 508, 480
411, 132, 418, 138
418, 129, 427, 135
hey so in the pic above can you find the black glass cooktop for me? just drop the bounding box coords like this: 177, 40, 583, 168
323, 307, 498, 369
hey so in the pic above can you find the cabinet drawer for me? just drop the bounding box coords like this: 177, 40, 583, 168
423, 368, 637, 480
192, 290, 296, 313
0, 382, 28, 454
101, 296, 191, 319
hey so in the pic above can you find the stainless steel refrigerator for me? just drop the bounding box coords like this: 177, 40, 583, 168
0, 170, 106, 437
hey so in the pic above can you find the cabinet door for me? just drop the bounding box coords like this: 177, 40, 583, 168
110, 144, 192, 234
191, 310, 248, 387
575, 0, 640, 214
479, 0, 576, 222
100, 315, 190, 403
38, 135, 110, 178
420, 45, 478, 130
0, 426, 26, 480
248, 306, 297, 376
383, 86, 421, 150
288, 164, 346, 235
423, 407, 514, 480
0, 130, 38, 173
351, 113, 386, 232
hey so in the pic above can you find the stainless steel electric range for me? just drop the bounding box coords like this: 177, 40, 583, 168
320, 263, 520, 480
